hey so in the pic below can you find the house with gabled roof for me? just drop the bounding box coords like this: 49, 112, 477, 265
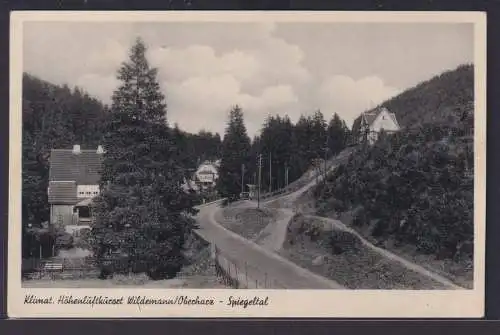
352, 107, 400, 145
48, 144, 104, 234
194, 160, 219, 188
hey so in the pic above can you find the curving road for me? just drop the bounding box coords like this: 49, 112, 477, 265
194, 202, 343, 289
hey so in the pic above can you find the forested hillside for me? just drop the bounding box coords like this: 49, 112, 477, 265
388, 64, 472, 127
314, 64, 475, 267
22, 74, 107, 226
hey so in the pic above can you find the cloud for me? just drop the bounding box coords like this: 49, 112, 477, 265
146, 26, 310, 136
149, 45, 260, 84
316, 75, 400, 127
24, 21, 465, 138
165, 73, 298, 137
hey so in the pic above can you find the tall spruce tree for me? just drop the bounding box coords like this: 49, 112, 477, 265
217, 105, 251, 199
91, 38, 197, 280
260, 115, 294, 191
327, 113, 350, 156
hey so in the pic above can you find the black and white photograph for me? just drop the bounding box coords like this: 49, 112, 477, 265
9, 11, 486, 318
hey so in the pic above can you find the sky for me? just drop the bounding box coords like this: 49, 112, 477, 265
23, 21, 474, 137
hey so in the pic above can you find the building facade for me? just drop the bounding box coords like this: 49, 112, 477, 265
193, 160, 220, 188
353, 107, 400, 145
48, 144, 104, 234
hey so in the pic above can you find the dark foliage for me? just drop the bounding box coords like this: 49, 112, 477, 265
246, 111, 350, 194
91, 38, 198, 280
216, 105, 252, 199
352, 64, 474, 141
315, 122, 474, 261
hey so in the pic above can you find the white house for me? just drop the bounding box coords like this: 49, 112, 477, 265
194, 160, 219, 188
353, 107, 400, 145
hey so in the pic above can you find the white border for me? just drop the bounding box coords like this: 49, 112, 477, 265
8, 11, 487, 318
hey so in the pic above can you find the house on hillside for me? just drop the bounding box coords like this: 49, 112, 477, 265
352, 107, 401, 145
48, 144, 104, 235
194, 160, 220, 189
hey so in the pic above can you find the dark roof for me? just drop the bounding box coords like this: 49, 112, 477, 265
49, 149, 103, 184
363, 112, 379, 125
48, 181, 78, 204
351, 115, 362, 135
352, 107, 399, 135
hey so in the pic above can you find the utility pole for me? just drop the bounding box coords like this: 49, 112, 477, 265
257, 154, 262, 209
324, 136, 329, 184
269, 152, 272, 192
285, 164, 289, 187
241, 163, 245, 196
315, 159, 319, 185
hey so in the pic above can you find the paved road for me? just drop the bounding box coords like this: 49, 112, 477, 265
194, 202, 343, 289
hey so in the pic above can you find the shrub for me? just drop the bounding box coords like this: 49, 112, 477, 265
329, 230, 361, 254
352, 207, 367, 227
54, 230, 74, 250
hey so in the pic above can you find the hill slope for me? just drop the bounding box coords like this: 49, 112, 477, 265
352, 64, 474, 135
313, 65, 474, 286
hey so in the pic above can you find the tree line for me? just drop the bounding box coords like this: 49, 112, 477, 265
216, 108, 351, 199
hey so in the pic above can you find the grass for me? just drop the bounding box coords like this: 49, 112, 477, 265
279, 214, 450, 289
217, 206, 278, 241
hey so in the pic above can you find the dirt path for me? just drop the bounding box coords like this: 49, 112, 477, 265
256, 208, 295, 252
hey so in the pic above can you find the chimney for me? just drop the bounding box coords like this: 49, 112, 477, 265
96, 145, 104, 154
72, 144, 81, 155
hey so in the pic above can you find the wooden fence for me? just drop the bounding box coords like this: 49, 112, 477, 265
212, 244, 286, 289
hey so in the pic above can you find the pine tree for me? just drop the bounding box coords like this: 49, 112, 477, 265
311, 110, 327, 157
91, 38, 197, 280
327, 113, 350, 156
217, 105, 251, 199
293, 114, 315, 174
22, 131, 49, 226
260, 115, 294, 190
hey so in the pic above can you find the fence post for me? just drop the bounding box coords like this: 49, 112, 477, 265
245, 262, 248, 288
264, 272, 268, 288
234, 262, 239, 288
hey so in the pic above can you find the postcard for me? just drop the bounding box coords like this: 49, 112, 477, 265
9, 10, 486, 318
